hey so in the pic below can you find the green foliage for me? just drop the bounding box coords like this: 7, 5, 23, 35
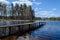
0, 3, 35, 20
11, 3, 35, 20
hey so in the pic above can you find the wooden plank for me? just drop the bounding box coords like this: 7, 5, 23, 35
0, 22, 40, 27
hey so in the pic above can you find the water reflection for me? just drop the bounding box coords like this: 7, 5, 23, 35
31, 21, 60, 40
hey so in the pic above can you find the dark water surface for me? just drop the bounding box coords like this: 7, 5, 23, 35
31, 21, 60, 40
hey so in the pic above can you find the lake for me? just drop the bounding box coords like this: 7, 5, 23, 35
31, 21, 60, 40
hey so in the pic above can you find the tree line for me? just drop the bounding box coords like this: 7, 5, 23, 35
43, 17, 60, 20
0, 3, 35, 20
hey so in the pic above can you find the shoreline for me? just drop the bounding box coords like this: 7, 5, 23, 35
17, 34, 48, 40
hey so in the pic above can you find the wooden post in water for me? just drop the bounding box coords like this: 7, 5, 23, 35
22, 25, 23, 32
29, 24, 30, 30
1, 26, 17, 40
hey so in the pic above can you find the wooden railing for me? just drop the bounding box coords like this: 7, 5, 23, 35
0, 21, 45, 38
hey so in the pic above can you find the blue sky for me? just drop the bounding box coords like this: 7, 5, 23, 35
0, 0, 60, 17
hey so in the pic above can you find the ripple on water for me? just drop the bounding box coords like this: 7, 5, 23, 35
31, 21, 60, 40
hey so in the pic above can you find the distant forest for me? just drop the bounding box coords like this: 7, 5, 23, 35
43, 17, 60, 20
35, 17, 60, 20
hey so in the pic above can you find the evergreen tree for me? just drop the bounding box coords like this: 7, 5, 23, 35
3, 4, 6, 19
0, 3, 35, 20
15, 3, 19, 19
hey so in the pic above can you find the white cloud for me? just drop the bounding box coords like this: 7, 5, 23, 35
35, 10, 59, 17
0, 0, 10, 4
39, 11, 49, 15
19, 0, 29, 2
34, 7, 59, 17
33, 2, 42, 5
12, 0, 42, 6
52, 8, 57, 11
12, 0, 33, 6
33, 0, 36, 2
35, 8, 39, 12
35, 8, 42, 12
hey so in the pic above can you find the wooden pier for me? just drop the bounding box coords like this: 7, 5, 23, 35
0, 20, 45, 40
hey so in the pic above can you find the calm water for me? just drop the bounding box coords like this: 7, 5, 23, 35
31, 21, 60, 40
